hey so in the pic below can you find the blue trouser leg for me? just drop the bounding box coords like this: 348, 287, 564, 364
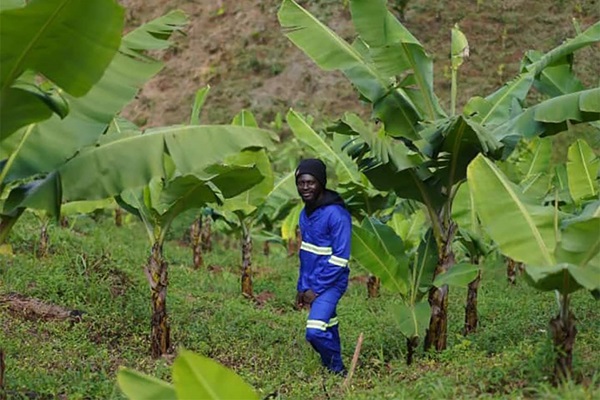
305, 288, 345, 373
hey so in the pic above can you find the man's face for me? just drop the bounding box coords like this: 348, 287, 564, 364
296, 174, 323, 204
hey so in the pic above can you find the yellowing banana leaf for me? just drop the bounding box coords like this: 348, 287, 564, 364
281, 203, 302, 241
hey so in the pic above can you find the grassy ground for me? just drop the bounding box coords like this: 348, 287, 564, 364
1, 213, 599, 399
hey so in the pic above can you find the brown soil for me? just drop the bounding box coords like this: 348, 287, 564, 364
119, 0, 599, 129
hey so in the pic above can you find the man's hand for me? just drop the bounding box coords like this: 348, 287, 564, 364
295, 291, 305, 309
302, 289, 317, 306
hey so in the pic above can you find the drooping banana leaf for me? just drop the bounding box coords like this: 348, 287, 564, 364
4, 10, 188, 181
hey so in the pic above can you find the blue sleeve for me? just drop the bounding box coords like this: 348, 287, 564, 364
312, 207, 352, 295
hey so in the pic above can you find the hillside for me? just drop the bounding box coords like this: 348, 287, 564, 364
119, 0, 599, 129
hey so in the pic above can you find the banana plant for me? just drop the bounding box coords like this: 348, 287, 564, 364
115, 123, 274, 357
279, 0, 600, 353
0, 5, 188, 243
468, 142, 599, 381
208, 110, 277, 298
352, 217, 450, 364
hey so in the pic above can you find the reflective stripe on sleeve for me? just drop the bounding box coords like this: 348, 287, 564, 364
329, 255, 349, 267
300, 241, 333, 256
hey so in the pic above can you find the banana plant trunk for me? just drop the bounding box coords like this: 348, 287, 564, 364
190, 217, 203, 269
201, 215, 212, 252
406, 336, 419, 365
287, 226, 301, 257
145, 242, 171, 358
263, 241, 270, 257
241, 224, 253, 298
36, 221, 49, 258
507, 257, 519, 285
550, 294, 576, 382
367, 275, 380, 298
424, 220, 457, 352
115, 207, 123, 227
464, 267, 481, 335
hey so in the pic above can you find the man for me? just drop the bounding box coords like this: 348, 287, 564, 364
295, 158, 352, 375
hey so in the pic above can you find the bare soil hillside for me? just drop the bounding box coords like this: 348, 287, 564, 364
119, 0, 599, 129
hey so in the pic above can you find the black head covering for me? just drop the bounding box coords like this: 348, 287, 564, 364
295, 158, 327, 188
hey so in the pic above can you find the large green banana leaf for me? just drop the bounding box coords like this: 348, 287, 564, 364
0, 0, 124, 141
0, 0, 123, 96
351, 220, 409, 295
526, 208, 600, 294
524, 51, 585, 98
3, 10, 188, 181
566, 139, 599, 203
3, 125, 274, 217
468, 154, 557, 266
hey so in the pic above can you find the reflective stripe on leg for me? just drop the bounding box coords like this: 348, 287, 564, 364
306, 319, 328, 331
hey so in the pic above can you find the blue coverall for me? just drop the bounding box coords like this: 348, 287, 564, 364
298, 200, 352, 373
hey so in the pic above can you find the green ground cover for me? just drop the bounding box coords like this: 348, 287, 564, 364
1, 213, 599, 399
